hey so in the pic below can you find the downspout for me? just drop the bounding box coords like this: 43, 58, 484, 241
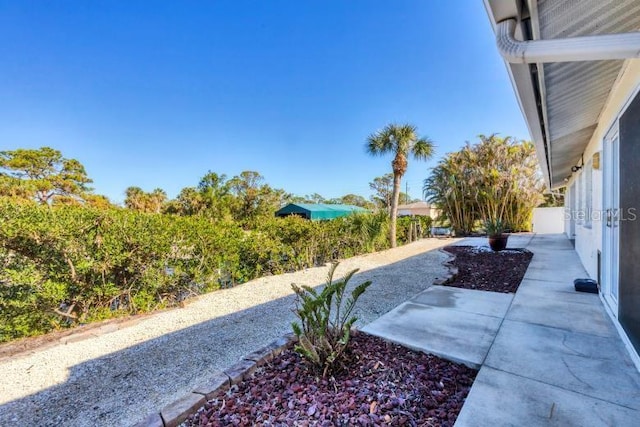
497, 18, 640, 64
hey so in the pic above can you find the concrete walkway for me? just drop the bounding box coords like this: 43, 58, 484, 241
363, 234, 640, 426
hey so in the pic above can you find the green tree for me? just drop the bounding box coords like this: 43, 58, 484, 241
338, 194, 373, 209
197, 171, 233, 219
307, 193, 326, 204
164, 187, 205, 216
124, 187, 167, 213
286, 194, 309, 204
369, 173, 394, 210
0, 147, 92, 204
424, 134, 543, 234
366, 124, 434, 247
398, 192, 416, 205
369, 174, 420, 209
286, 193, 327, 204
0, 175, 35, 199
539, 188, 565, 207
124, 187, 145, 211
423, 146, 478, 235
84, 194, 114, 210
228, 171, 286, 226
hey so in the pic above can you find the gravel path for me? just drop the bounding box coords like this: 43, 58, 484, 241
0, 238, 458, 427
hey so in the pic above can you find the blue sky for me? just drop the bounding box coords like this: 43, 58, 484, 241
0, 1, 528, 204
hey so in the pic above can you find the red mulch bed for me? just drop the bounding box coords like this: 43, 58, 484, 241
442, 245, 533, 293
185, 332, 477, 426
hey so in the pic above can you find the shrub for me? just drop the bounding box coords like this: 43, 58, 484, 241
396, 215, 433, 244
0, 199, 242, 341
291, 263, 372, 377
338, 210, 389, 254
0, 199, 388, 342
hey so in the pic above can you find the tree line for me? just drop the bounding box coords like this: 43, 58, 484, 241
0, 146, 419, 219
0, 129, 435, 342
0, 127, 554, 343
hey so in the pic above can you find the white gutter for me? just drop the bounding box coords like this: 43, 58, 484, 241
497, 18, 640, 63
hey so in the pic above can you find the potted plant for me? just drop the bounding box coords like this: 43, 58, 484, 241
485, 218, 509, 251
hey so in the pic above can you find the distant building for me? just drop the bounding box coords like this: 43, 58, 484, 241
275, 203, 368, 220
397, 201, 438, 218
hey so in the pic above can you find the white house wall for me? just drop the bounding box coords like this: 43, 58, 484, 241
563, 59, 640, 281
532, 207, 565, 234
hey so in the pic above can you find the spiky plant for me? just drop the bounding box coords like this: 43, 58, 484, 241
291, 262, 372, 377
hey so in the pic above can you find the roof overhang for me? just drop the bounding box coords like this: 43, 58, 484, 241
484, 0, 640, 189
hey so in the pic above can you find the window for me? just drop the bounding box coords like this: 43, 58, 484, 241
576, 174, 583, 225
585, 160, 593, 228
568, 181, 576, 237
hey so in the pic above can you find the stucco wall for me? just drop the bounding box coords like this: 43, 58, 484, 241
532, 207, 565, 234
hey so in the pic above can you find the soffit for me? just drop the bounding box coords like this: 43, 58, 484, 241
537, 0, 640, 186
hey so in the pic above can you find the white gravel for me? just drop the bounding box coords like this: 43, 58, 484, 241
0, 238, 459, 427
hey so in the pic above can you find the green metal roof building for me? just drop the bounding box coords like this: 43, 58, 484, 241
275, 203, 368, 220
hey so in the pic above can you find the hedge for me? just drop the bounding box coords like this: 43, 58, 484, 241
0, 200, 397, 342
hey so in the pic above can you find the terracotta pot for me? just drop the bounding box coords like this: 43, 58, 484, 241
488, 234, 509, 251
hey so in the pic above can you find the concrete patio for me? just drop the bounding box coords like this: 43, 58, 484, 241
363, 233, 640, 426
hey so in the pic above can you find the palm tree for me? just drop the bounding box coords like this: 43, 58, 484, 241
423, 134, 543, 235
366, 124, 434, 247
124, 186, 145, 211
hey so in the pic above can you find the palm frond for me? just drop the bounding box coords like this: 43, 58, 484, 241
412, 138, 435, 160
